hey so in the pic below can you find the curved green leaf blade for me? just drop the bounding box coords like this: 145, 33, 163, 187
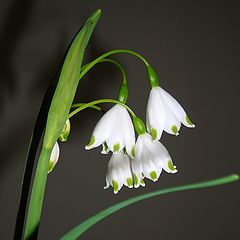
23, 9, 101, 240
13, 37, 64, 240
60, 174, 239, 240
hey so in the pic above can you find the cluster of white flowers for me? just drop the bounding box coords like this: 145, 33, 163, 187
85, 86, 195, 194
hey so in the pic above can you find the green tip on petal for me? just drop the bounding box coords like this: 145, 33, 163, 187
112, 180, 119, 194
133, 174, 138, 187
185, 115, 195, 127
127, 178, 133, 187
150, 171, 158, 181
103, 143, 108, 152
101, 143, 109, 154
168, 160, 177, 173
151, 128, 157, 141
171, 125, 178, 135
113, 143, 120, 152
140, 179, 145, 187
131, 147, 135, 158
48, 161, 55, 174
86, 136, 95, 148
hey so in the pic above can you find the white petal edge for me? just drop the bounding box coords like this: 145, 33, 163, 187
85, 105, 120, 150
48, 142, 60, 173
160, 87, 195, 128
146, 87, 165, 141
121, 106, 135, 158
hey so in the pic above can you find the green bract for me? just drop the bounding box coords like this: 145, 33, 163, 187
59, 119, 71, 142
23, 9, 101, 239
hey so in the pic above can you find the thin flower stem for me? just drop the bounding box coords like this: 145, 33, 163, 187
71, 103, 102, 111
80, 58, 128, 103
69, 99, 136, 119
60, 174, 239, 240
96, 58, 127, 84
79, 49, 149, 80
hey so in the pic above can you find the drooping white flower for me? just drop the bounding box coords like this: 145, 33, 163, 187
48, 142, 60, 173
85, 104, 135, 157
146, 86, 195, 141
104, 151, 144, 194
132, 133, 177, 182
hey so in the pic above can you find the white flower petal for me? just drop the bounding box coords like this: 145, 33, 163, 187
161, 158, 178, 174
146, 86, 195, 138
106, 125, 125, 153
133, 134, 162, 182
105, 152, 133, 193
133, 133, 177, 183
141, 158, 162, 182
105, 106, 129, 153
85, 105, 120, 150
122, 107, 135, 158
101, 142, 110, 154
48, 142, 60, 173
104, 177, 110, 189
146, 137, 177, 174
162, 106, 181, 136
160, 87, 195, 128
86, 104, 135, 155
134, 135, 144, 161
146, 87, 165, 141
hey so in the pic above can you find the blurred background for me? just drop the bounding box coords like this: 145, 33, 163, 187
0, 0, 239, 239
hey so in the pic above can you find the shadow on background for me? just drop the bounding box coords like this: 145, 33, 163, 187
0, 0, 36, 110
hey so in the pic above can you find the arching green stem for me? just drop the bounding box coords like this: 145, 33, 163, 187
100, 59, 128, 103
71, 103, 102, 111
97, 58, 127, 84
80, 49, 159, 88
80, 49, 149, 80
69, 99, 136, 119
98, 58, 128, 103
80, 58, 128, 102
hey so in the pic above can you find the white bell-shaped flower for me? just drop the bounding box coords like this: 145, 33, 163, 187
132, 133, 177, 182
85, 104, 135, 157
146, 86, 195, 141
104, 152, 135, 194
48, 142, 60, 173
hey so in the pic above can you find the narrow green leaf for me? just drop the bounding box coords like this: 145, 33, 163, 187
13, 71, 60, 240
60, 174, 239, 240
23, 9, 101, 240
44, 9, 101, 149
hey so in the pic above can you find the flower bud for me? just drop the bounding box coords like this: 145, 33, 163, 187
48, 142, 60, 173
59, 119, 71, 142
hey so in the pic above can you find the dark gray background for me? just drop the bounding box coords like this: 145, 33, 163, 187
0, 0, 239, 239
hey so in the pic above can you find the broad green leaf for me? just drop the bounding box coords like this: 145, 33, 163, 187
60, 174, 239, 240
